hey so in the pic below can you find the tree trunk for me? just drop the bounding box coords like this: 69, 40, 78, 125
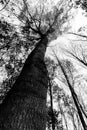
56, 58, 87, 130
49, 79, 55, 130
0, 36, 48, 130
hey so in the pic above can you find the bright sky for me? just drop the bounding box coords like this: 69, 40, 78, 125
71, 8, 87, 33
47, 8, 87, 57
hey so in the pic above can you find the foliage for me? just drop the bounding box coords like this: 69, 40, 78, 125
0, 19, 34, 102
47, 107, 59, 130
75, 0, 87, 11
2, 0, 73, 41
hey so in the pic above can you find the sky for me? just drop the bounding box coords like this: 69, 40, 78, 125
70, 8, 87, 33
46, 7, 87, 59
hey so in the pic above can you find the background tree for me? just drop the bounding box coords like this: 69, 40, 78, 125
54, 56, 87, 130
47, 46, 87, 130
45, 57, 82, 130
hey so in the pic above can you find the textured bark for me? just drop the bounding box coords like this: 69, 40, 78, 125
0, 36, 48, 130
49, 79, 55, 130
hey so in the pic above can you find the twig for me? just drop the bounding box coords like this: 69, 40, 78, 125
0, 0, 10, 11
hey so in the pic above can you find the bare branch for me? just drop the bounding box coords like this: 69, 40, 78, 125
67, 32, 87, 39
38, 2, 44, 29
63, 47, 87, 67
46, 8, 63, 35
0, 0, 10, 11
22, 0, 41, 34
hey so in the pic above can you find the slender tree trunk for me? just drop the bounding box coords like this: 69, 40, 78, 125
56, 58, 87, 130
49, 79, 55, 130
0, 36, 48, 130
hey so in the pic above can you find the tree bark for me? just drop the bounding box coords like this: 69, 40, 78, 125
0, 36, 48, 130
49, 79, 55, 130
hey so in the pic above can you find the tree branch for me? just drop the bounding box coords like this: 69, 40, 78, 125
0, 0, 10, 11
67, 32, 87, 39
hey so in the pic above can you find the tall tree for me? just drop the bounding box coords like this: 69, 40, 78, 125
53, 52, 87, 130
0, 0, 71, 129
45, 58, 57, 130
